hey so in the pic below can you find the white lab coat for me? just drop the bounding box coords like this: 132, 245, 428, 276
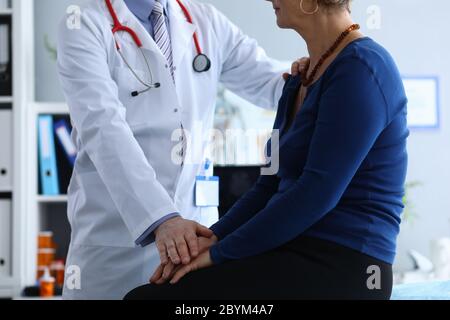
57, 0, 285, 299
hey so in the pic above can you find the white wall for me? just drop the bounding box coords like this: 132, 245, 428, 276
34, 0, 88, 101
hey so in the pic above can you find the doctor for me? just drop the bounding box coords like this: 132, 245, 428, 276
57, 0, 293, 299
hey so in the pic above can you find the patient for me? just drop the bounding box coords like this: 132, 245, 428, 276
125, 0, 408, 300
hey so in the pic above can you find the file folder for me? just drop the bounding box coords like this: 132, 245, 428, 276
38, 115, 60, 195
0, 24, 9, 72
0, 109, 12, 191
54, 119, 77, 166
0, 17, 11, 96
0, 198, 11, 277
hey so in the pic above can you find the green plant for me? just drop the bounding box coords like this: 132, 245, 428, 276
44, 34, 57, 61
402, 181, 422, 224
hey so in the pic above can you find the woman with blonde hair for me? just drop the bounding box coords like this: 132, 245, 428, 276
126, 0, 408, 300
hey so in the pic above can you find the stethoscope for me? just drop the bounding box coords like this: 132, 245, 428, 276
105, 0, 211, 97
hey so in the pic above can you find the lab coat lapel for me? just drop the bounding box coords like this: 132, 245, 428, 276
168, 0, 197, 70
103, 0, 163, 56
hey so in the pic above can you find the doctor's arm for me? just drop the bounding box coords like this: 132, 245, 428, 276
208, 6, 285, 109
56, 14, 210, 265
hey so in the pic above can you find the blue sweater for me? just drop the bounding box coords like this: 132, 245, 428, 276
210, 37, 409, 265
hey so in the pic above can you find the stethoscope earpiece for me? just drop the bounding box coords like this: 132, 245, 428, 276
131, 83, 162, 97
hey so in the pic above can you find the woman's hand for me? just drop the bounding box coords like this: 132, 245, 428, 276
283, 57, 310, 80
169, 250, 214, 285
150, 235, 218, 284
150, 260, 182, 285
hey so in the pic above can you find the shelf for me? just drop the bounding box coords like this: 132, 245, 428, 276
0, 9, 13, 15
0, 276, 15, 287
0, 96, 13, 104
0, 287, 14, 299
14, 296, 63, 301
215, 164, 265, 168
37, 195, 68, 203
34, 102, 69, 115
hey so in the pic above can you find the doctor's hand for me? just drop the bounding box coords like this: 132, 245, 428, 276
154, 217, 213, 266
150, 235, 218, 285
282, 57, 310, 80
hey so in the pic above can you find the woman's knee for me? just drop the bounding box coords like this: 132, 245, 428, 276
124, 283, 172, 300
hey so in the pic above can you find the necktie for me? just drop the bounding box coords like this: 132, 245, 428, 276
150, 0, 174, 80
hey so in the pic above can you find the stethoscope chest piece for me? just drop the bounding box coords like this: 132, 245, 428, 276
193, 54, 211, 73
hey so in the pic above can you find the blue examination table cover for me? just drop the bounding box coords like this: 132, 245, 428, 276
391, 281, 450, 300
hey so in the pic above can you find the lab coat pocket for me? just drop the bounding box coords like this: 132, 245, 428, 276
113, 66, 147, 96
113, 67, 157, 128
71, 171, 136, 248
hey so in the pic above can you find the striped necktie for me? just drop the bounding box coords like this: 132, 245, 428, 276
150, 0, 174, 80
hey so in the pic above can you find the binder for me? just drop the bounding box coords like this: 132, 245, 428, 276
0, 16, 11, 96
53, 116, 75, 195
0, 198, 11, 277
54, 119, 77, 166
0, 24, 9, 72
38, 115, 60, 195
0, 109, 12, 191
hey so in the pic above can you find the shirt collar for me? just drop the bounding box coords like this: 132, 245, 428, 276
124, 0, 169, 22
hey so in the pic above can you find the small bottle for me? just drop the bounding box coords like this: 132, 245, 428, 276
38, 231, 54, 249
50, 260, 65, 287
39, 267, 55, 298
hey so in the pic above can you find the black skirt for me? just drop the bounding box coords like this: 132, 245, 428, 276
125, 236, 393, 300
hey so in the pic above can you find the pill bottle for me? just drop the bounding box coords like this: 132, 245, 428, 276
39, 267, 55, 298
37, 248, 55, 267
38, 232, 54, 248
50, 260, 65, 287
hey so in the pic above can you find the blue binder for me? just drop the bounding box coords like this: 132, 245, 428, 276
54, 119, 77, 166
38, 115, 60, 195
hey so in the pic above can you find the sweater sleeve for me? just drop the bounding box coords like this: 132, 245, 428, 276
210, 57, 389, 264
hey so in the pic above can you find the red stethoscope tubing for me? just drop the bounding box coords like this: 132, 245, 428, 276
175, 0, 203, 55
105, 0, 203, 55
105, 0, 142, 49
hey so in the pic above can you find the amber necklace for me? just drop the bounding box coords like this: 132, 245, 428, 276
302, 24, 361, 87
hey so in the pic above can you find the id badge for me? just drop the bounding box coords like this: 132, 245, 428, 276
195, 176, 219, 207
